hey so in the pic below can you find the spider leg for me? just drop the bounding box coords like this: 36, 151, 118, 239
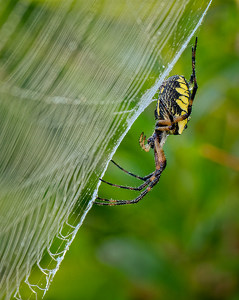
155, 113, 189, 132
188, 37, 198, 116
95, 174, 160, 205
155, 100, 176, 132
95, 135, 166, 205
189, 37, 197, 86
99, 153, 156, 191
156, 110, 191, 130
99, 173, 156, 191
111, 159, 153, 181
155, 124, 173, 132
156, 119, 172, 126
171, 113, 189, 123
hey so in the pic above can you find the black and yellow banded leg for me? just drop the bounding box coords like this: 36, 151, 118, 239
155, 113, 189, 132
155, 124, 174, 132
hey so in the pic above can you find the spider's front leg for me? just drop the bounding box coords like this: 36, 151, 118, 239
139, 132, 154, 152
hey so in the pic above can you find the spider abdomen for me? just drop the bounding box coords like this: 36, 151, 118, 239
155, 75, 191, 135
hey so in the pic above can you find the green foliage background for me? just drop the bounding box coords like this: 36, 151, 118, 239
45, 0, 239, 299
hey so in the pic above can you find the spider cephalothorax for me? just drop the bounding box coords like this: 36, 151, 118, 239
96, 37, 198, 206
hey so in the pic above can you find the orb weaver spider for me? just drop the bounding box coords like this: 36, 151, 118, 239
95, 37, 198, 206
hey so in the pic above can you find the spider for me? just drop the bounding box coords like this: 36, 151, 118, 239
95, 37, 198, 206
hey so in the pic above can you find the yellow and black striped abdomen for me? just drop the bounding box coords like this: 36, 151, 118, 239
155, 75, 191, 135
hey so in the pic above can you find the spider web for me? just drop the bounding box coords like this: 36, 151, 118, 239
0, 0, 212, 299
